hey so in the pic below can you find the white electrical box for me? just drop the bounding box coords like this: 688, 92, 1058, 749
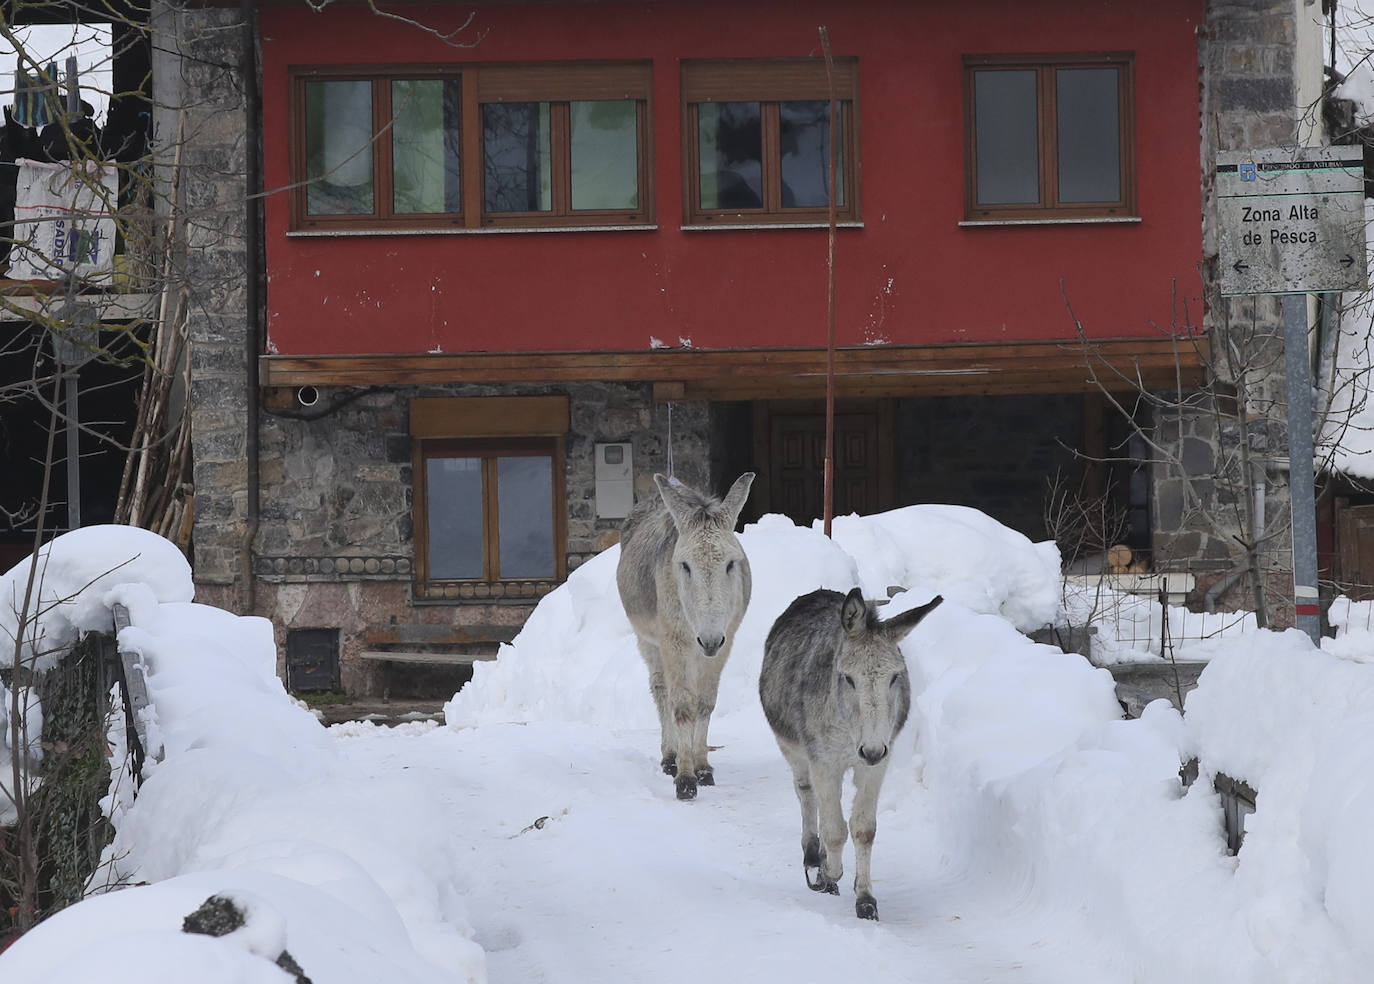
595, 442, 634, 519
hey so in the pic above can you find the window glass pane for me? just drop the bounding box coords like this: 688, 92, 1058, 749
779, 100, 843, 209
427, 457, 484, 579
392, 79, 461, 214
973, 70, 1039, 205
483, 102, 552, 213
698, 101, 762, 210
497, 456, 555, 579
305, 80, 374, 215
1056, 68, 1121, 203
570, 100, 639, 211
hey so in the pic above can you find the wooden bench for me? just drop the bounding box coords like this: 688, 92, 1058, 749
359, 623, 521, 665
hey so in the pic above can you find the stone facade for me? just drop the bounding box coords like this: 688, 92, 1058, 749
252, 383, 710, 693
1163, 0, 1327, 621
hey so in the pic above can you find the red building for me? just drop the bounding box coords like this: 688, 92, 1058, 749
181, 0, 1300, 692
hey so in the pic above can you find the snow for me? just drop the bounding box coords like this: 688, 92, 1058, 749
4, 513, 1374, 982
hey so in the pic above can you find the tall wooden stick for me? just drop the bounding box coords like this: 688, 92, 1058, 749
820, 26, 838, 537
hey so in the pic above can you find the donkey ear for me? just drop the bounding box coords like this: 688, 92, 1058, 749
720, 472, 755, 528
840, 587, 868, 635
884, 595, 943, 643
654, 473, 695, 529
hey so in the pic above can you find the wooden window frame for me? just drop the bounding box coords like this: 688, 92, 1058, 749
962, 53, 1135, 222
410, 397, 569, 597
681, 58, 860, 226
288, 62, 654, 232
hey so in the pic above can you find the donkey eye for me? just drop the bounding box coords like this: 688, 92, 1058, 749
680, 562, 691, 577
842, 674, 856, 688
726, 559, 735, 574
889, 674, 900, 688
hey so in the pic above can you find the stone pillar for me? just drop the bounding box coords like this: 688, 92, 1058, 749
154, 3, 253, 611
1166, 0, 1324, 622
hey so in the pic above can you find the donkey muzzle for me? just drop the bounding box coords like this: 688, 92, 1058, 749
858, 743, 888, 766
697, 634, 725, 659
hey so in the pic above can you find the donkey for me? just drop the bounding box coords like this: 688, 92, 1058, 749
759, 588, 943, 920
617, 472, 754, 801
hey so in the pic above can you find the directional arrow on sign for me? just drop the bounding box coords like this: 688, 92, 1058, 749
1343, 254, 1356, 267
1233, 260, 1249, 273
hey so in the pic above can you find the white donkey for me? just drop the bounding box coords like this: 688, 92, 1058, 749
759, 587, 943, 920
617, 472, 754, 801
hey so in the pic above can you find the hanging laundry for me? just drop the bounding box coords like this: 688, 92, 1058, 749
12, 60, 58, 130
8, 158, 118, 281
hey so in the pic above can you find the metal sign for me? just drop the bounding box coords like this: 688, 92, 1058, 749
1217, 146, 1366, 296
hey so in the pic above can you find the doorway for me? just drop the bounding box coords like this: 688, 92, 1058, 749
752, 400, 895, 526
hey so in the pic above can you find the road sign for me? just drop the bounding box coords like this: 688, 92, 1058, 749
1217, 146, 1366, 296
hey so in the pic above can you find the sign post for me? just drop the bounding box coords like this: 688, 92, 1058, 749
1218, 146, 1366, 643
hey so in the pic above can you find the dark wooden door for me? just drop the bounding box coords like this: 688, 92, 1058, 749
1337, 502, 1374, 600
768, 409, 886, 525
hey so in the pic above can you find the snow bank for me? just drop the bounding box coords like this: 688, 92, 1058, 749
0, 525, 192, 672
0, 526, 485, 984
446, 507, 1059, 730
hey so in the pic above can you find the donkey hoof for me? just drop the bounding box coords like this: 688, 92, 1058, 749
675, 774, 698, 801
695, 768, 714, 786
661, 755, 677, 777
806, 867, 839, 895
856, 896, 879, 921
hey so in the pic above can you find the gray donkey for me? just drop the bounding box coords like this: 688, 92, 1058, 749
617, 472, 754, 801
760, 588, 943, 920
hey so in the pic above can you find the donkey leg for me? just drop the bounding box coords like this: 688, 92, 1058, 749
663, 647, 700, 800
691, 653, 727, 786
777, 740, 826, 891
637, 640, 676, 776
671, 700, 700, 800
850, 759, 890, 921
812, 762, 847, 896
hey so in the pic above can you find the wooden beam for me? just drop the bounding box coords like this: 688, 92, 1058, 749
260, 336, 1210, 399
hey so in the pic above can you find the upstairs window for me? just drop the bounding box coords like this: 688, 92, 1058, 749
681, 58, 859, 225
290, 63, 653, 231
963, 53, 1134, 221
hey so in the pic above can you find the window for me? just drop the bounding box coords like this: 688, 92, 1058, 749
963, 53, 1134, 221
411, 397, 568, 601
290, 63, 653, 231
681, 59, 859, 225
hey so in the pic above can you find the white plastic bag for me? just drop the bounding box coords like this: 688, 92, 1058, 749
9, 157, 118, 281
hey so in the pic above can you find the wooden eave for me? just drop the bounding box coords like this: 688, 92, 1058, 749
260, 336, 1208, 401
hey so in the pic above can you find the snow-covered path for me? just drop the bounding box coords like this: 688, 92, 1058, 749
334, 713, 1127, 984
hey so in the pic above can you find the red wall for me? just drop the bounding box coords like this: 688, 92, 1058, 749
258, 0, 1205, 356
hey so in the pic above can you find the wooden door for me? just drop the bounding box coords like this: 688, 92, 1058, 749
1337, 502, 1374, 600
762, 402, 892, 526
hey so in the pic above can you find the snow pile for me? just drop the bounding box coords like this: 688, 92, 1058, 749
1324, 594, 1374, 662
1182, 633, 1374, 980
0, 525, 192, 672
826, 504, 1062, 632
1, 526, 485, 984
445, 507, 1058, 730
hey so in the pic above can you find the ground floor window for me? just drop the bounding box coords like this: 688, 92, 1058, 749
410, 396, 568, 598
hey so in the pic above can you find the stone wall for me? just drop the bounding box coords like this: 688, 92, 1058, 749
250, 382, 711, 693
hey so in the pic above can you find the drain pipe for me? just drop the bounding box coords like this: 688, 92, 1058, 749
239, 0, 262, 614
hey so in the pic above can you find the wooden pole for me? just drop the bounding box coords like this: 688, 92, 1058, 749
820, 26, 838, 538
